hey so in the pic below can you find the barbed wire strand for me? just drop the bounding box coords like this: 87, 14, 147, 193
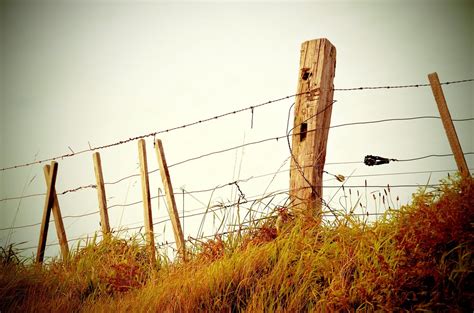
0, 91, 319, 172
332, 78, 474, 91
82, 164, 466, 231
2, 114, 471, 203
0, 179, 446, 233
2, 78, 472, 172
30, 187, 444, 253
4, 144, 466, 211
6, 188, 369, 251
100, 115, 474, 187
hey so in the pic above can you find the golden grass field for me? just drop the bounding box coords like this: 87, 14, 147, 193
1, 175, 473, 312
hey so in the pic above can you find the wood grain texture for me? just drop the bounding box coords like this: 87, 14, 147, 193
36, 161, 58, 263
289, 38, 336, 217
155, 139, 186, 261
93, 152, 111, 235
43, 164, 69, 261
428, 72, 469, 178
138, 139, 156, 262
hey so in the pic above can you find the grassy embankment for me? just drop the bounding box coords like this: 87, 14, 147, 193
1, 175, 473, 312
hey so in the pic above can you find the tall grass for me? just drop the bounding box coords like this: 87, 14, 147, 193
1, 174, 472, 312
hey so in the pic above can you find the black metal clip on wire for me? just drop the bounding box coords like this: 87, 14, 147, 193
364, 155, 398, 166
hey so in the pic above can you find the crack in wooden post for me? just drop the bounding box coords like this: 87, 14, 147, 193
289, 38, 337, 219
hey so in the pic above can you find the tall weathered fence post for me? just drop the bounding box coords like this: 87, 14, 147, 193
36, 161, 59, 263
43, 164, 69, 261
428, 72, 470, 178
138, 139, 156, 262
93, 152, 111, 235
155, 139, 186, 261
289, 38, 336, 218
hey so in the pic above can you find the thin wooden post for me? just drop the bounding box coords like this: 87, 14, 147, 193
289, 38, 337, 217
43, 165, 69, 261
428, 72, 470, 178
138, 139, 156, 262
36, 161, 59, 263
93, 152, 111, 235
155, 139, 186, 261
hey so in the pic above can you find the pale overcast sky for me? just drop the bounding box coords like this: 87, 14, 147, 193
1, 0, 472, 260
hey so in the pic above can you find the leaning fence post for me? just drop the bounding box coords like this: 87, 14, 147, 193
428, 72, 470, 178
289, 38, 337, 218
138, 139, 156, 262
93, 152, 111, 235
155, 139, 186, 261
36, 161, 59, 263
43, 164, 69, 261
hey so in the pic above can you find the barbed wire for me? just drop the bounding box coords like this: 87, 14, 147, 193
0, 91, 317, 172
1, 178, 447, 233
80, 114, 474, 187
142, 114, 474, 180
0, 171, 460, 236
2, 78, 472, 173
76, 163, 411, 232
1, 110, 472, 231
1, 147, 469, 209
1, 144, 471, 233
4, 77, 473, 255
10, 186, 427, 253
332, 78, 474, 91
13, 189, 292, 251
160, 183, 442, 221
2, 114, 472, 203
161, 115, 474, 169
15, 119, 473, 250
12, 204, 399, 252
7, 187, 385, 252
1, 155, 472, 232
152, 204, 398, 249
0, 187, 286, 232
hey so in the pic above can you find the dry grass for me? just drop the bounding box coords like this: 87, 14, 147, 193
1, 175, 473, 312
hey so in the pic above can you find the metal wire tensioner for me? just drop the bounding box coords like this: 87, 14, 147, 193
364, 155, 398, 166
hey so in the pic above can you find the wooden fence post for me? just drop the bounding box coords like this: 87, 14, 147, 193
93, 152, 111, 235
36, 161, 59, 263
155, 139, 186, 261
428, 72, 470, 178
138, 139, 156, 262
289, 38, 337, 217
43, 164, 69, 261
